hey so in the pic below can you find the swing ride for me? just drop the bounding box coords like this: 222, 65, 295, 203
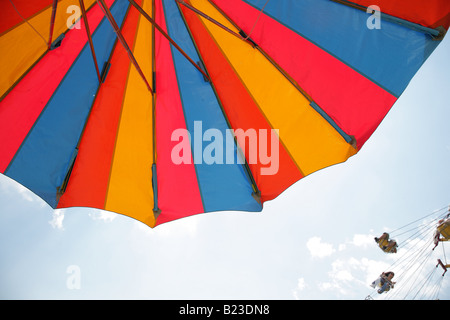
366, 205, 450, 300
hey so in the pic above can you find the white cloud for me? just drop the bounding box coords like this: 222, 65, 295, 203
318, 257, 372, 296
48, 209, 117, 230
306, 236, 335, 258
16, 185, 35, 202
49, 210, 65, 230
331, 263, 354, 282
297, 277, 306, 290
322, 259, 356, 295
336, 233, 376, 251
319, 282, 334, 291
350, 234, 375, 248
89, 209, 117, 222
292, 277, 307, 299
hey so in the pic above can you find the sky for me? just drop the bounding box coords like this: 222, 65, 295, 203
1, 21, 450, 301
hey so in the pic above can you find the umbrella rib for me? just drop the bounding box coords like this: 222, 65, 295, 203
207, 0, 311, 100
7, 0, 48, 46
151, 0, 157, 162
47, 0, 59, 50
127, 0, 211, 82
80, 0, 102, 82
176, 0, 245, 42
241, 0, 270, 41
151, 0, 160, 217
96, 0, 154, 94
